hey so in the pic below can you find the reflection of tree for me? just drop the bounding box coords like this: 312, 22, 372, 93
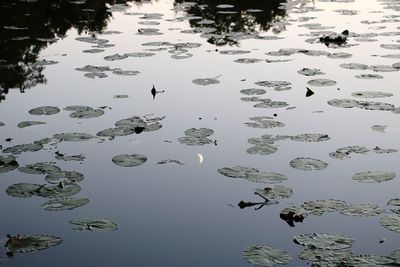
0, 0, 131, 101
174, 0, 287, 45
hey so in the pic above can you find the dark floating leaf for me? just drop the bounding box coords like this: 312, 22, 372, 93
352, 171, 396, 183
45, 170, 84, 184
112, 154, 147, 167
178, 128, 214, 146
0, 155, 19, 173
218, 166, 287, 184
18, 162, 61, 175
3, 143, 43, 155
307, 78, 337, 87
298, 68, 325, 76
6, 183, 80, 198
6, 234, 62, 253
242, 245, 292, 267
69, 218, 118, 232
29, 106, 60, 116
53, 133, 95, 142
17, 121, 46, 128
293, 233, 354, 250
329, 146, 370, 160
352, 91, 393, 99
192, 78, 220, 86
290, 157, 328, 171
42, 197, 89, 211
299, 248, 353, 266
157, 159, 184, 165
240, 88, 266, 96
280, 206, 308, 227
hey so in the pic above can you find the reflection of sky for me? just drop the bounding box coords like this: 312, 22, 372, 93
0, 0, 400, 266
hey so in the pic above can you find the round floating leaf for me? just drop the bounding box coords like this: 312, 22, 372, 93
297, 68, 325, 76
247, 144, 278, 155
104, 53, 128, 61
3, 143, 43, 155
355, 74, 383, 79
369, 65, 398, 72
380, 214, 400, 233
69, 218, 118, 232
42, 198, 89, 211
0, 155, 18, 173
329, 146, 370, 160
327, 52, 352, 59
184, 128, 214, 137
218, 166, 287, 184
243, 245, 292, 267
340, 63, 369, 70
299, 248, 353, 266
6, 234, 62, 253
18, 163, 61, 175
352, 171, 396, 183
218, 166, 258, 178
255, 185, 293, 200
352, 91, 393, 99
388, 199, 400, 207
294, 233, 354, 250
69, 108, 104, 119
53, 133, 94, 142
342, 255, 397, 266
291, 134, 330, 142
192, 78, 220, 86
307, 79, 337, 87
338, 204, 385, 217
290, 157, 328, 171
240, 88, 266, 95
328, 99, 359, 108
112, 154, 147, 167
29, 106, 60, 116
17, 121, 46, 128
64, 105, 91, 112
6, 183, 45, 198
234, 58, 262, 64
219, 50, 250, 55
302, 199, 348, 216
45, 171, 84, 184
245, 117, 285, 129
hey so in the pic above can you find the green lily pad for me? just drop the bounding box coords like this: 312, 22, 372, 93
297, 68, 325, 76
17, 121, 46, 128
299, 248, 353, 266
338, 204, 385, 217
255, 185, 293, 200
18, 163, 61, 175
69, 108, 104, 119
3, 143, 43, 155
380, 214, 400, 233
6, 234, 62, 253
329, 146, 370, 160
302, 199, 348, 216
53, 133, 94, 142
388, 199, 400, 206
69, 218, 118, 232
55, 152, 86, 162
307, 78, 337, 87
290, 157, 328, 171
291, 134, 330, 142
192, 78, 220, 86
29, 106, 60, 115
178, 128, 214, 146
240, 88, 266, 95
6, 183, 80, 198
245, 117, 285, 129
0, 155, 19, 173
243, 245, 292, 267
45, 171, 84, 184
352, 91, 393, 99
218, 166, 287, 184
294, 233, 354, 250
352, 171, 396, 183
112, 154, 147, 167
42, 198, 89, 211
341, 255, 397, 266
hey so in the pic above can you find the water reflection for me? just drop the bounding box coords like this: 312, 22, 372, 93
174, 0, 287, 45
0, 0, 131, 101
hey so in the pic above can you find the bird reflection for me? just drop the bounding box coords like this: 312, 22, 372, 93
151, 85, 165, 100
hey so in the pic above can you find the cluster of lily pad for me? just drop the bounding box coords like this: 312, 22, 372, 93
329, 145, 398, 160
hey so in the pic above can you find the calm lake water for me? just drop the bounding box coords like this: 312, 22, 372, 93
1, 0, 400, 266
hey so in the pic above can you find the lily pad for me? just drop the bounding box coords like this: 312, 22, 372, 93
380, 214, 400, 233
329, 146, 370, 160
243, 245, 292, 267
69, 218, 118, 232
352, 171, 396, 183
234, 58, 262, 64
42, 198, 89, 211
255, 185, 293, 200
112, 154, 147, 167
388, 199, 400, 206
352, 91, 393, 98
6, 234, 62, 253
0, 155, 18, 173
338, 203, 385, 216
192, 78, 220, 86
178, 128, 214, 146
218, 166, 287, 184
355, 74, 384, 79
297, 68, 325, 76
53, 133, 94, 142
299, 248, 353, 266
3, 143, 43, 155
29, 106, 60, 116
341, 255, 397, 266
290, 157, 328, 171
327, 99, 359, 108
302, 199, 348, 216
240, 88, 266, 95
291, 134, 330, 142
45, 171, 84, 184
17, 121, 46, 128
6, 183, 80, 198
18, 163, 61, 175
293, 233, 354, 250
307, 78, 337, 86
69, 108, 104, 119
245, 117, 285, 129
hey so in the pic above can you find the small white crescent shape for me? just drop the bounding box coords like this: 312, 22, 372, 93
197, 153, 204, 164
